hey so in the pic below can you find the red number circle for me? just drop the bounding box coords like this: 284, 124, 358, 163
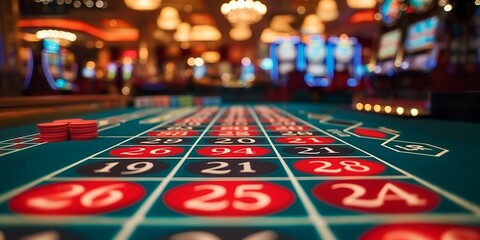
9, 181, 145, 215
313, 180, 440, 213
196, 146, 270, 157
212, 126, 258, 131
293, 158, 385, 176
267, 126, 311, 131
109, 146, 184, 157
360, 223, 480, 240
147, 131, 198, 136
163, 181, 295, 216
209, 131, 261, 137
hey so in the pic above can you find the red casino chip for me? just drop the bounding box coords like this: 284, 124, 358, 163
275, 136, 335, 144
53, 118, 84, 123
360, 223, 480, 240
353, 128, 388, 139
37, 122, 69, 142
293, 158, 386, 176
197, 146, 270, 157
9, 181, 145, 215
69, 120, 98, 140
163, 181, 295, 216
109, 146, 184, 157
313, 180, 440, 213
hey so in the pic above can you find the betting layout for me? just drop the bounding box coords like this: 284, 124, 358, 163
0, 105, 479, 240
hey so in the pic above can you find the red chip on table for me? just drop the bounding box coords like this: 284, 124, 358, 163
53, 118, 84, 123
37, 122, 69, 142
68, 120, 98, 140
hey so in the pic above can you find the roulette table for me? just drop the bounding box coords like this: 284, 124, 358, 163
0, 103, 479, 240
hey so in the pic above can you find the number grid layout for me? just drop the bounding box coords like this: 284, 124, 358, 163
113, 107, 227, 240
1, 105, 479, 240
272, 105, 480, 218
0, 107, 197, 208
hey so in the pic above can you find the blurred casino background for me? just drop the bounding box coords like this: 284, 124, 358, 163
0, 0, 479, 121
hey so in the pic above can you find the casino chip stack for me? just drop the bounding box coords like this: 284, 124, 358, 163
69, 120, 98, 141
37, 122, 69, 142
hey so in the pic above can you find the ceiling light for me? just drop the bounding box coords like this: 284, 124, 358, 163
190, 25, 221, 41
301, 14, 325, 35
317, 0, 339, 21
124, 0, 161, 11
221, 0, 267, 26
173, 22, 191, 42
229, 24, 252, 41
346, 0, 376, 9
157, 7, 181, 30
201, 51, 221, 63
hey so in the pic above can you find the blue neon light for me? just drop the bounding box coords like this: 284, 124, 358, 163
297, 42, 306, 71
56, 78, 66, 89
22, 48, 34, 90
269, 44, 279, 83
41, 51, 58, 89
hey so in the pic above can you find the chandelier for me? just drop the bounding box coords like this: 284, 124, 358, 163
221, 0, 267, 26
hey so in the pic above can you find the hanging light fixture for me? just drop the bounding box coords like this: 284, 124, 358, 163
221, 0, 267, 25
221, 0, 267, 40
173, 22, 191, 42
124, 0, 162, 11
301, 14, 325, 35
230, 24, 252, 41
157, 7, 181, 30
190, 25, 222, 41
346, 0, 376, 9
317, 0, 339, 21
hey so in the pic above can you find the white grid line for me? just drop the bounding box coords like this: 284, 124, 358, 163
274, 105, 480, 216
249, 106, 337, 240
0, 108, 198, 204
113, 107, 226, 240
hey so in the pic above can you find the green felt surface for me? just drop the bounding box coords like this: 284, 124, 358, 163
0, 103, 479, 240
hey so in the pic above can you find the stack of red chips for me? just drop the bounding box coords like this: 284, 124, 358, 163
68, 120, 98, 140
36, 118, 98, 142
37, 122, 69, 142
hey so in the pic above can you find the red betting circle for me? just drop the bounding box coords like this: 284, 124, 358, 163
312, 180, 440, 213
360, 223, 480, 240
209, 131, 261, 137
212, 126, 258, 131
196, 146, 270, 157
147, 131, 198, 136
163, 181, 295, 216
275, 136, 336, 144
293, 158, 386, 176
267, 126, 312, 131
353, 128, 388, 139
9, 181, 145, 215
109, 146, 184, 157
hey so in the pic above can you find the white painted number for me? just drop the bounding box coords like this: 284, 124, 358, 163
183, 184, 271, 212
311, 160, 370, 173
201, 161, 256, 175
27, 183, 126, 210
332, 183, 427, 208
120, 147, 171, 156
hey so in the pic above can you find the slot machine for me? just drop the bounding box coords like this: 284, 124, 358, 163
24, 38, 78, 94
328, 34, 363, 91
269, 37, 303, 86
302, 35, 332, 87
